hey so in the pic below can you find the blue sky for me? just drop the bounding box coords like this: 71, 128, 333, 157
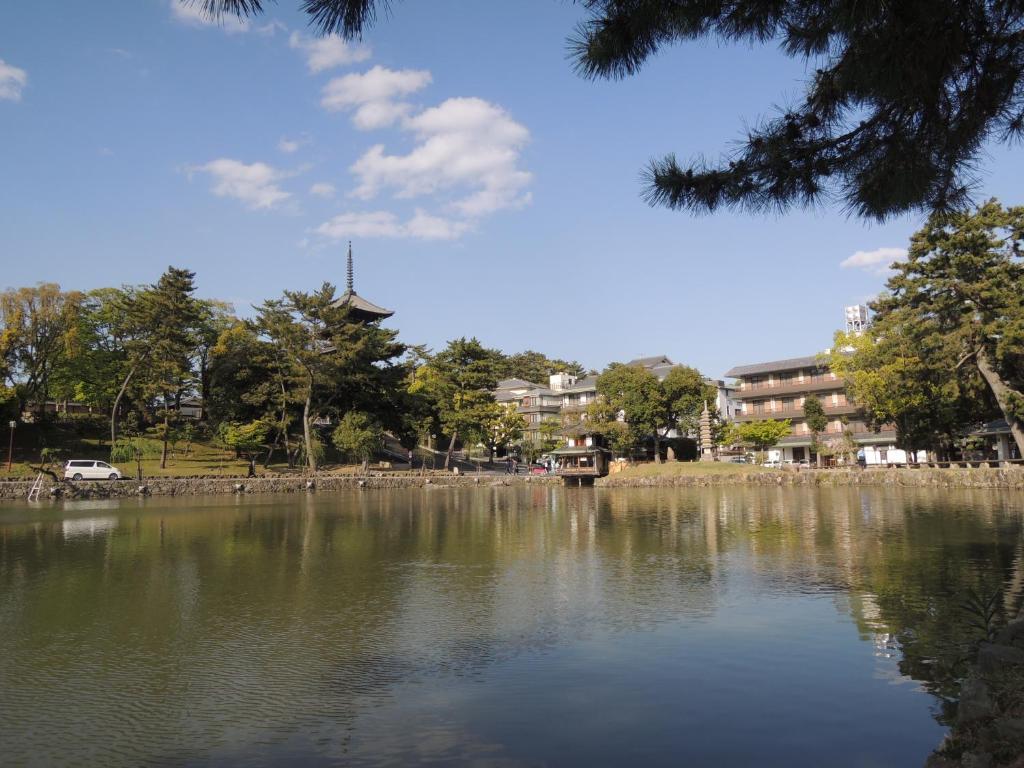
2, 1, 1022, 379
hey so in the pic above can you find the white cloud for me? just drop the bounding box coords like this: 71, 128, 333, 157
321, 65, 432, 129
289, 32, 370, 73
350, 96, 532, 216
278, 137, 301, 154
404, 209, 471, 240
191, 158, 290, 209
840, 247, 908, 275
316, 211, 401, 239
310, 182, 336, 198
170, 1, 249, 33
256, 20, 288, 37
315, 209, 468, 240
0, 59, 28, 102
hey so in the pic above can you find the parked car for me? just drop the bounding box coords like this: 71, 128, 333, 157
762, 460, 782, 468
64, 460, 123, 481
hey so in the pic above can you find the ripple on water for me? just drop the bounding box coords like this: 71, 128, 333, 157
0, 485, 1017, 766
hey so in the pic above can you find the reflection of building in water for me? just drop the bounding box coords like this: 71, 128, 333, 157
61, 516, 118, 539
853, 592, 900, 660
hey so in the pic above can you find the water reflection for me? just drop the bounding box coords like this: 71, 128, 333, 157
0, 486, 1021, 766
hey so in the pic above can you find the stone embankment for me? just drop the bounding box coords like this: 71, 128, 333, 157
3, 467, 1023, 500
0, 473, 559, 500
597, 467, 1024, 490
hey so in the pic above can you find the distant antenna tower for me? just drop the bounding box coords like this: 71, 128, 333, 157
845, 304, 870, 334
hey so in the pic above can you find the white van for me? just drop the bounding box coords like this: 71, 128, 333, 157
64, 460, 123, 481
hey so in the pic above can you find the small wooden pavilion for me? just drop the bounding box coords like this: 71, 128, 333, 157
552, 425, 612, 485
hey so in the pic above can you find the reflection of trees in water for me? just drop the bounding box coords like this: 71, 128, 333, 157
0, 486, 1020, 762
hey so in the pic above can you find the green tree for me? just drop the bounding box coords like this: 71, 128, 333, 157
871, 200, 1024, 456
211, 0, 1024, 220
662, 365, 719, 437
0, 283, 84, 417
481, 402, 526, 462
194, 299, 237, 414
802, 395, 828, 467
256, 282, 408, 472
585, 396, 641, 457
106, 269, 205, 458
419, 337, 502, 469
596, 363, 669, 462
218, 419, 271, 476
731, 419, 792, 462
65, 288, 135, 420
207, 321, 295, 464
137, 267, 205, 469
826, 330, 968, 459
500, 350, 585, 384
331, 411, 382, 473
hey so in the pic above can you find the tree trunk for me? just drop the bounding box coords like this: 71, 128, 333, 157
160, 400, 169, 469
279, 377, 292, 468
110, 363, 139, 448
976, 346, 1024, 457
653, 431, 662, 464
303, 390, 316, 473
361, 458, 369, 474
444, 431, 457, 469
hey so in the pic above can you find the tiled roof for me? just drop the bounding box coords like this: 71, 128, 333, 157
971, 418, 1011, 435
626, 355, 673, 368
562, 374, 598, 393
496, 378, 537, 390
330, 289, 393, 319
724, 355, 823, 378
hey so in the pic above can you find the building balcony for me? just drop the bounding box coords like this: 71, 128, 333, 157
517, 404, 561, 414
733, 378, 844, 399
777, 429, 897, 447
733, 403, 861, 422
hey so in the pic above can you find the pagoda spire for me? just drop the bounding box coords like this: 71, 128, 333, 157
346, 241, 354, 293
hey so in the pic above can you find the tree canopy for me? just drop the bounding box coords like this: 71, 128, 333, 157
593, 361, 716, 461
413, 337, 503, 468
869, 200, 1024, 456
198, 0, 1024, 219
729, 419, 792, 456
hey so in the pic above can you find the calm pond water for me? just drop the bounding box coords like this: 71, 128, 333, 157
2, 486, 1023, 767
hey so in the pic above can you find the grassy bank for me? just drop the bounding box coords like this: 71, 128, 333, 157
0, 435, 415, 479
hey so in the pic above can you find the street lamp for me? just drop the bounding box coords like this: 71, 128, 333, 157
7, 420, 16, 472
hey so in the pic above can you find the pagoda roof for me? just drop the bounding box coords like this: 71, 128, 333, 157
330, 289, 394, 321
328, 242, 394, 321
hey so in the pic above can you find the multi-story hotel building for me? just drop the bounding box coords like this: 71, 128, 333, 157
494, 377, 564, 445
724, 354, 914, 464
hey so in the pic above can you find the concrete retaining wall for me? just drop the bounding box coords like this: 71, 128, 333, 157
597, 467, 1024, 489
0, 473, 560, 500
3, 467, 1023, 500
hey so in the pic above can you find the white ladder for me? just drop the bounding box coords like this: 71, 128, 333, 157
27, 473, 44, 502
